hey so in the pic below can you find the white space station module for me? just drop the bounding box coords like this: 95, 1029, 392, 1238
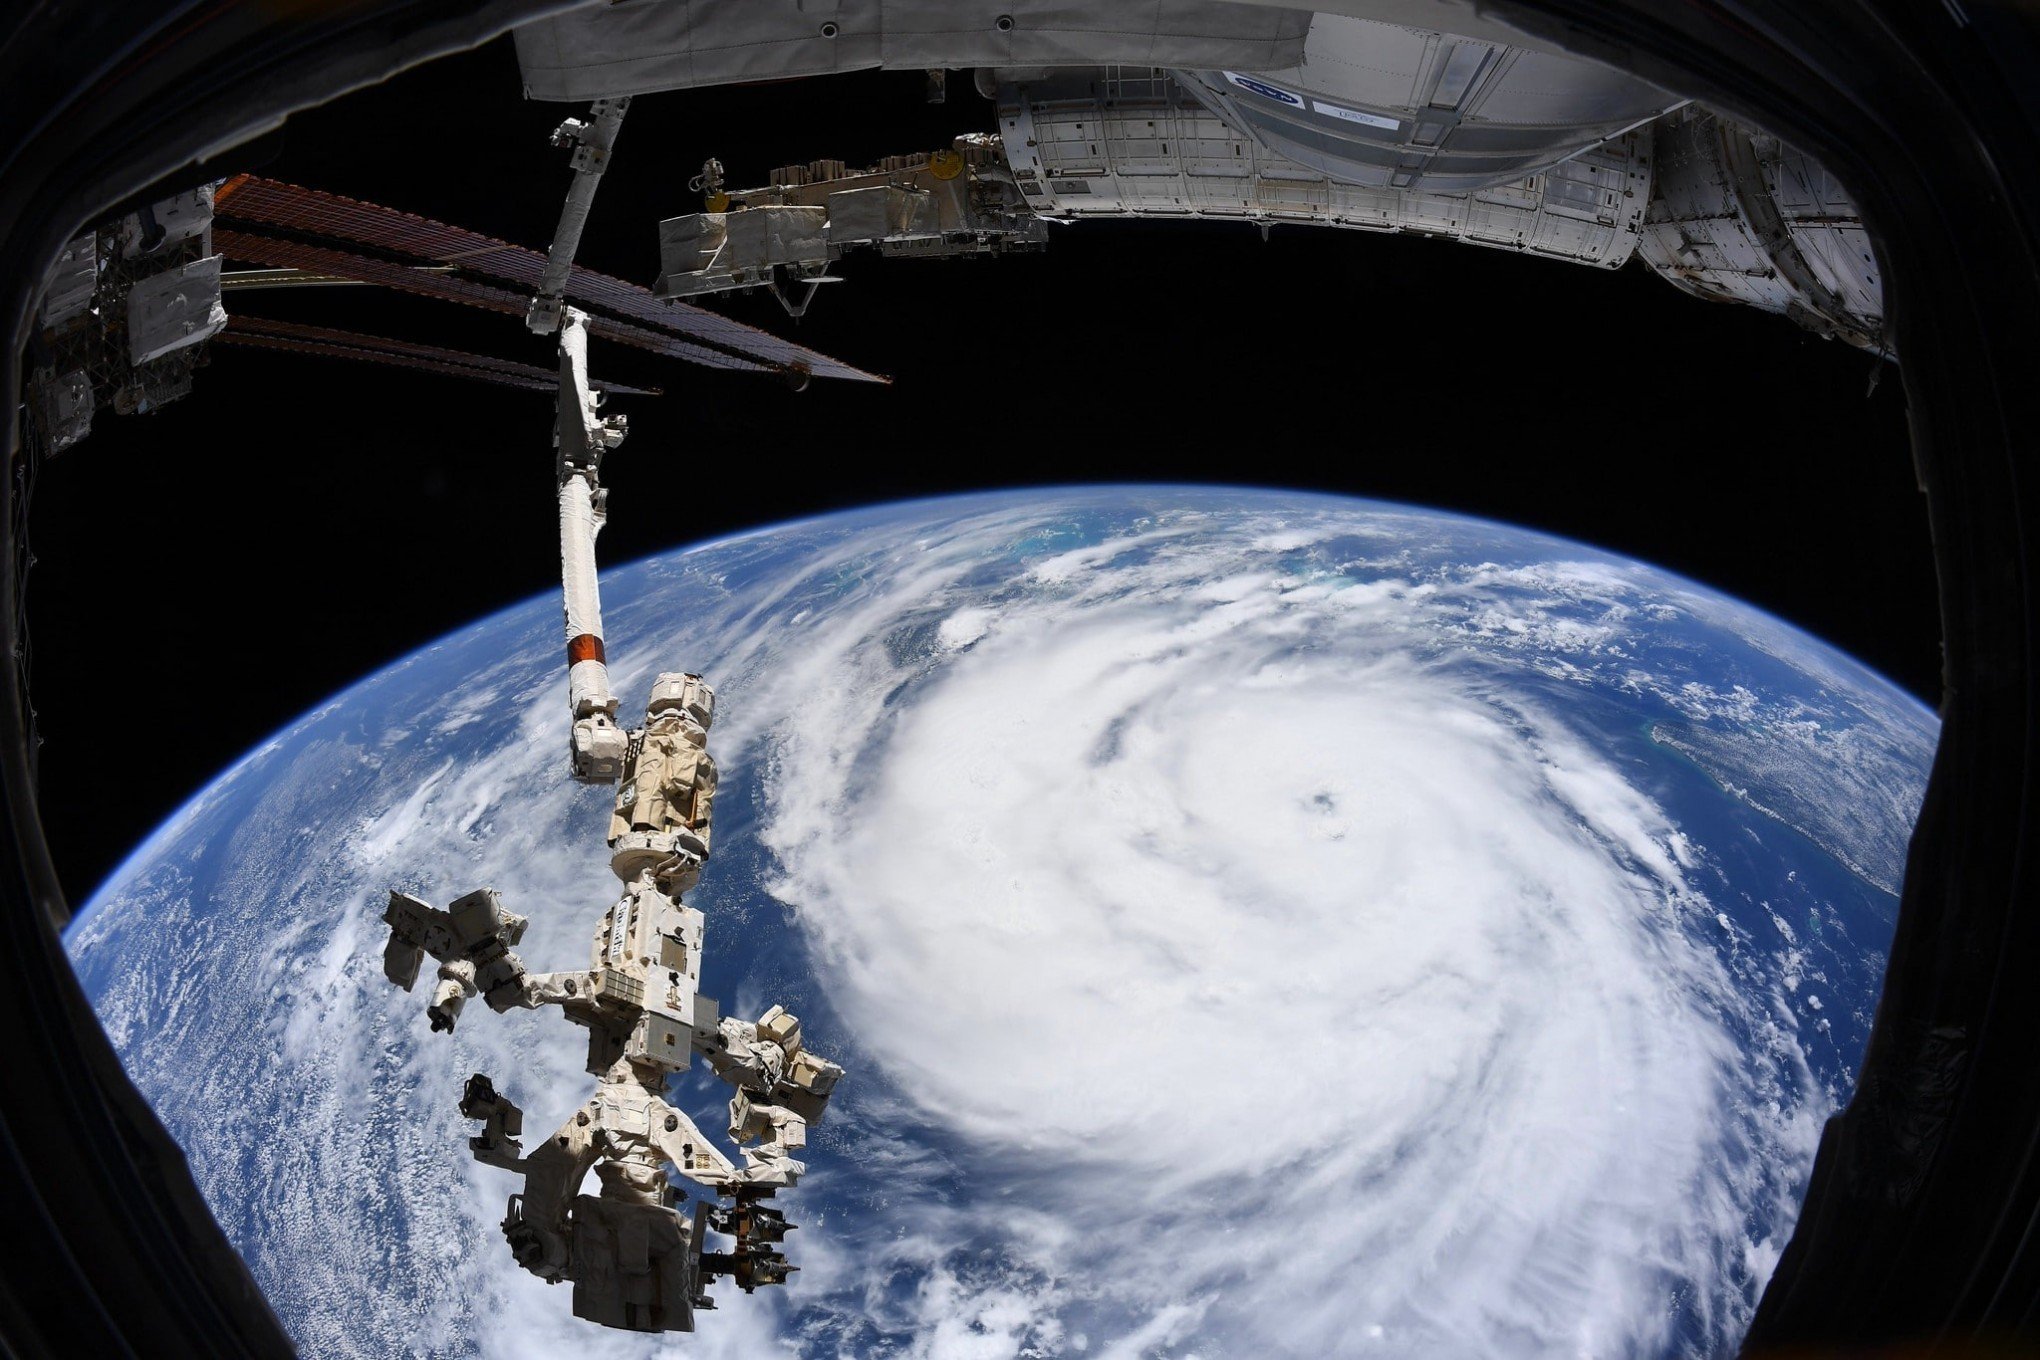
562, 3, 1886, 353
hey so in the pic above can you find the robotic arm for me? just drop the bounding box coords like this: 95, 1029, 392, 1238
527, 98, 630, 337
557, 308, 629, 784
376, 295, 845, 1335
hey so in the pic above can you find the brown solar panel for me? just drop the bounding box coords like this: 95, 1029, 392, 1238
214, 231, 773, 374
214, 174, 885, 384
219, 329, 552, 392
217, 316, 663, 396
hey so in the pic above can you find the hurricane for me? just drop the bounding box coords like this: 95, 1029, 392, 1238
742, 510, 1825, 1355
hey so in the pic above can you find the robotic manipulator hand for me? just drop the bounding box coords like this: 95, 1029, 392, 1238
380, 673, 845, 1333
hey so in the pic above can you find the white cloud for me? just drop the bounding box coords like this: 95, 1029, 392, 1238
68, 492, 1929, 1360
745, 507, 1830, 1356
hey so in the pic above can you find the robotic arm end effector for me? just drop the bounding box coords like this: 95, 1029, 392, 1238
381, 888, 535, 1034
572, 712, 630, 784
700, 1189, 800, 1295
710, 1005, 845, 1187
381, 890, 434, 991
428, 960, 476, 1032
461, 1072, 527, 1169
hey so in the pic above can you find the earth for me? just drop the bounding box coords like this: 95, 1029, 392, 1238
66, 486, 1936, 1359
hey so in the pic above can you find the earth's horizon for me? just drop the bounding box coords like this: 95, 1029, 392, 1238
67, 484, 1936, 1358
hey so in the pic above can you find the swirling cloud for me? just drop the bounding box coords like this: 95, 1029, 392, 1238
746, 505, 1828, 1356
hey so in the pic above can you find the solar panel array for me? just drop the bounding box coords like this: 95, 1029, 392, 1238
214, 230, 773, 374
218, 315, 662, 396
213, 174, 885, 383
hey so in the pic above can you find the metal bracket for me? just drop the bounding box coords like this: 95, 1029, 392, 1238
765, 265, 841, 319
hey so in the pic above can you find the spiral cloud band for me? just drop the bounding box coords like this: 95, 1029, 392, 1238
693, 498, 1900, 1357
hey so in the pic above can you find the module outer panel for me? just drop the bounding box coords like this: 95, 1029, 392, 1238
1635, 108, 1883, 347
513, 0, 1310, 101
1000, 69, 1650, 269
1169, 14, 1677, 194
126, 254, 227, 365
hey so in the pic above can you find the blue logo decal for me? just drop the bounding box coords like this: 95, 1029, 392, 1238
1225, 72, 1304, 107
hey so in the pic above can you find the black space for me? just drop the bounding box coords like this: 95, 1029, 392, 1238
22, 39, 1936, 906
